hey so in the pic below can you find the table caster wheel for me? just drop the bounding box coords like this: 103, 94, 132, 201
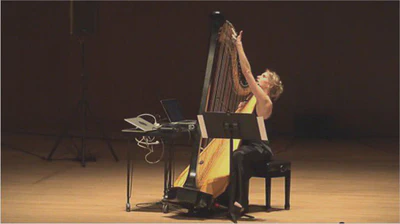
162, 203, 169, 213
126, 203, 131, 212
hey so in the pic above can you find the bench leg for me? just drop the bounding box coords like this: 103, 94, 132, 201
285, 172, 291, 210
265, 177, 271, 211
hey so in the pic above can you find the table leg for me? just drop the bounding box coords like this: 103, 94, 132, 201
162, 139, 174, 213
126, 140, 131, 212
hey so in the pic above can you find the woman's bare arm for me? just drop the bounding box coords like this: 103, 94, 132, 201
235, 31, 272, 118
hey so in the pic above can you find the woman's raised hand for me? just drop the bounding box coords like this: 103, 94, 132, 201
231, 29, 243, 46
236, 30, 243, 45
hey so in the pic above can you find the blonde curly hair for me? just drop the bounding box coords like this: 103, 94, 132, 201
264, 69, 284, 101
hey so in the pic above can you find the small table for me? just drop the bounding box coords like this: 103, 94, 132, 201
122, 127, 192, 213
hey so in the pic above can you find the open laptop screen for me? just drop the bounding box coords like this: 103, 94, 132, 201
160, 99, 185, 122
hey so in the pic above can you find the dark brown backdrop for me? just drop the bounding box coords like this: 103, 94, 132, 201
2, 1, 398, 137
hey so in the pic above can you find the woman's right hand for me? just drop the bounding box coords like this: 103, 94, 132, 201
236, 30, 243, 46
232, 29, 243, 46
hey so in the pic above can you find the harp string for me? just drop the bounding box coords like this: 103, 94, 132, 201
207, 21, 250, 115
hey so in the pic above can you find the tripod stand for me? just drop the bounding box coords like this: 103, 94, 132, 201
46, 36, 118, 167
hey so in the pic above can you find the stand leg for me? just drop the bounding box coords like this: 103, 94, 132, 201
228, 137, 237, 222
86, 101, 119, 162
47, 126, 69, 161
81, 136, 86, 167
81, 100, 87, 167
46, 99, 117, 166
47, 101, 80, 161
229, 137, 234, 209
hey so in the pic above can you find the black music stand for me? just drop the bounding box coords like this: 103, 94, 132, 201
197, 112, 268, 222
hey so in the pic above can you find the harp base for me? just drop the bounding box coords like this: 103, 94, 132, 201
165, 187, 214, 210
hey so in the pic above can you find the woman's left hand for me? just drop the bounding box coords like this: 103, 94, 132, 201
237, 101, 247, 110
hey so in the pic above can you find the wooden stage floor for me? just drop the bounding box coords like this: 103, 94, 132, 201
1, 134, 399, 223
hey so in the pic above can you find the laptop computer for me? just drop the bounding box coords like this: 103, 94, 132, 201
160, 99, 196, 125
124, 117, 159, 132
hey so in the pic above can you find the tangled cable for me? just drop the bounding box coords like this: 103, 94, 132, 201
134, 113, 164, 164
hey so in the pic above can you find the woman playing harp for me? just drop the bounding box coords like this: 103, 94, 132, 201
216, 30, 284, 222
168, 17, 284, 222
